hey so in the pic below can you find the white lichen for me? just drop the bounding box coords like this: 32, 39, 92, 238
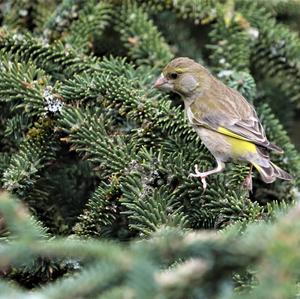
43, 86, 64, 113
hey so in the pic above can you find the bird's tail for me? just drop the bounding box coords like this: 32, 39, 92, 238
253, 161, 293, 183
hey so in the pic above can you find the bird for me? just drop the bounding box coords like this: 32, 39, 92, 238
154, 57, 292, 191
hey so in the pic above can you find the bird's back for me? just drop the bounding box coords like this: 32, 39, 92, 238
189, 75, 283, 153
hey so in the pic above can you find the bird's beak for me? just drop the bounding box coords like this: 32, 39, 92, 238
154, 73, 168, 88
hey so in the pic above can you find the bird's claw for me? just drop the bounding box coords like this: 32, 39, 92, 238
200, 176, 207, 191
188, 164, 200, 177
188, 164, 207, 191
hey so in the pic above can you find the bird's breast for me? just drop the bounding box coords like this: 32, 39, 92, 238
185, 105, 195, 124
194, 127, 231, 161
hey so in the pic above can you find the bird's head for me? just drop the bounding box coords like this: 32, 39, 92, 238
154, 57, 210, 97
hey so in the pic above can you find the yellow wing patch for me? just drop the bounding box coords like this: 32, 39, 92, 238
217, 127, 257, 155
217, 127, 249, 141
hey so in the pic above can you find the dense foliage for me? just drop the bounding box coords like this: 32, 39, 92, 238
0, 0, 299, 298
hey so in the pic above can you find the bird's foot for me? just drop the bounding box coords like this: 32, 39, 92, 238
242, 174, 253, 191
188, 164, 208, 191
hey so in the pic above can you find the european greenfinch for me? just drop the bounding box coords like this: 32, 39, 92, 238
154, 57, 292, 190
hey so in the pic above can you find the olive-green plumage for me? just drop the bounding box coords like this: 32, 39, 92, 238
154, 57, 292, 189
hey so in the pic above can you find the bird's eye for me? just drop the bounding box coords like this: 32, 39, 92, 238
169, 73, 178, 79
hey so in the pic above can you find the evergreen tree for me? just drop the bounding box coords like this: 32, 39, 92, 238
0, 0, 299, 298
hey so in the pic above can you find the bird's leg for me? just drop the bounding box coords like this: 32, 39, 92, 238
243, 164, 253, 191
189, 159, 225, 190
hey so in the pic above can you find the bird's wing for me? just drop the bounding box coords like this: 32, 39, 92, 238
189, 86, 283, 153
218, 112, 283, 153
